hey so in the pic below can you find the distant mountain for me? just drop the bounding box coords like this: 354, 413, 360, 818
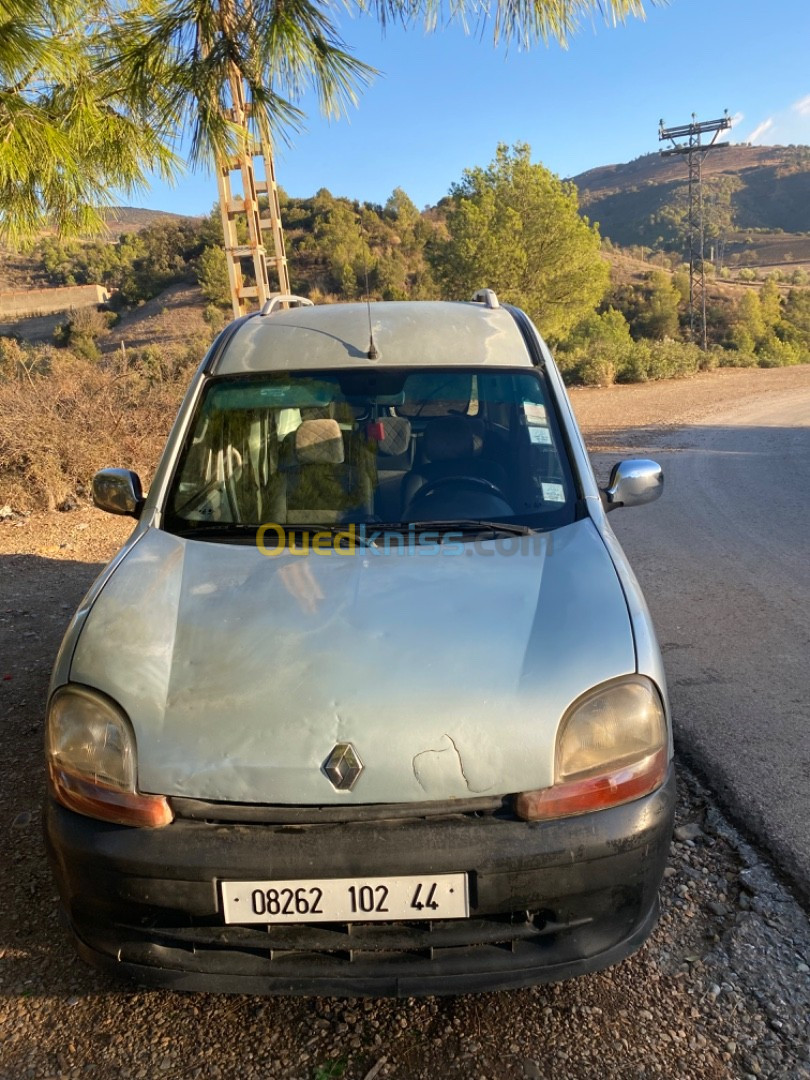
571, 145, 810, 266
100, 206, 199, 233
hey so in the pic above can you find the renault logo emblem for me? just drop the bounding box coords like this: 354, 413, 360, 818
324, 743, 364, 791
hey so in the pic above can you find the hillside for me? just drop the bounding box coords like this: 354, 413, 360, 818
572, 144, 810, 267
2, 152, 808, 366
100, 206, 197, 234
0, 207, 197, 293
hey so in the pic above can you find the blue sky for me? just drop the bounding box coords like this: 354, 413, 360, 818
134, 0, 810, 216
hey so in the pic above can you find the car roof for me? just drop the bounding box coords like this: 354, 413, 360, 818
212, 301, 535, 375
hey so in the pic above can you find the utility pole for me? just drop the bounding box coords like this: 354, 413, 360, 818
212, 10, 291, 319
659, 111, 732, 349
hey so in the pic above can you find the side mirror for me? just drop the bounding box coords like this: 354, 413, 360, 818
602, 459, 663, 512
92, 469, 145, 518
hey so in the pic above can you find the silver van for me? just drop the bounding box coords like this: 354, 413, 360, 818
45, 292, 673, 996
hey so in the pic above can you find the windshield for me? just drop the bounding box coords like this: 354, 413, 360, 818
163, 367, 577, 535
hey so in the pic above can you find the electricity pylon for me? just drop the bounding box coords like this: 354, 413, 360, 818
659, 111, 732, 350
214, 69, 291, 319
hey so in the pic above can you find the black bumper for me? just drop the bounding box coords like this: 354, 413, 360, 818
44, 767, 675, 997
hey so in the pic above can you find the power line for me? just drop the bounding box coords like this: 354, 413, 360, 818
658, 111, 732, 350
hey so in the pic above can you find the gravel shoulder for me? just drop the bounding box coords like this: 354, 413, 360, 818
1, 364, 809, 1079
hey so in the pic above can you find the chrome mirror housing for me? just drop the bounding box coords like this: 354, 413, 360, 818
603, 459, 663, 511
92, 469, 145, 518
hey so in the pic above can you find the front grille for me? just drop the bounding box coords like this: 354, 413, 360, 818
104, 909, 592, 968
169, 794, 515, 825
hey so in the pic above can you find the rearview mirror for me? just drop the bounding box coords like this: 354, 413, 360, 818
602, 459, 663, 512
92, 469, 145, 518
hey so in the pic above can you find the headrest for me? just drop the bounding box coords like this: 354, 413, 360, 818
375, 417, 412, 457
300, 404, 334, 421
295, 419, 344, 464
424, 417, 484, 462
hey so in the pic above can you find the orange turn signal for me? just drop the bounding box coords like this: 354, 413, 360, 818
49, 765, 174, 828
515, 747, 668, 822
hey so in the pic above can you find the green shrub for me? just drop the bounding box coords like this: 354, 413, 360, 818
756, 333, 802, 367
54, 306, 115, 361
614, 339, 701, 383
558, 334, 708, 387
577, 354, 617, 387
700, 347, 722, 372
718, 349, 758, 368
643, 339, 703, 380
614, 340, 652, 383
203, 303, 228, 331
0, 337, 54, 379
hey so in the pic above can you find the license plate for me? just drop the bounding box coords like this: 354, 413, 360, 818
220, 873, 469, 924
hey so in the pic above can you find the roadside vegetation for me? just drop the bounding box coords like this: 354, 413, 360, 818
0, 337, 199, 510
22, 143, 810, 376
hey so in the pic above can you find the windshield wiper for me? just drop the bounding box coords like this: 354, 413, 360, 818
284, 524, 376, 548
380, 519, 536, 538
173, 522, 258, 539
172, 522, 375, 547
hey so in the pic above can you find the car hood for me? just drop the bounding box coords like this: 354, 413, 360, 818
70, 520, 635, 804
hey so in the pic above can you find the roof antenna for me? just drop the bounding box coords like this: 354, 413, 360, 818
361, 240, 378, 359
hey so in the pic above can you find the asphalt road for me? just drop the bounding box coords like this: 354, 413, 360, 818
603, 385, 810, 901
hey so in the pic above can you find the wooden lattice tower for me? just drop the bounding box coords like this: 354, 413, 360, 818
215, 67, 291, 319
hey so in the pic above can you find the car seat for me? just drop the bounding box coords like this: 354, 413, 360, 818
281, 419, 377, 524
402, 416, 509, 513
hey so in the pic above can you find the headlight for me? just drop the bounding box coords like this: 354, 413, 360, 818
46, 686, 173, 827
516, 677, 668, 821
557, 678, 666, 781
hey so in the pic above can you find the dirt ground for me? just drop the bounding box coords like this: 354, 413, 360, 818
98, 283, 211, 355
569, 362, 810, 453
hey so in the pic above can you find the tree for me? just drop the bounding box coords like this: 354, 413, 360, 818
729, 291, 766, 353
0, 0, 175, 241
308, 191, 372, 296
385, 188, 422, 249
634, 270, 681, 340
759, 278, 782, 327
784, 288, 810, 339
197, 244, 232, 308
672, 269, 690, 305
3, 0, 656, 244
431, 144, 608, 340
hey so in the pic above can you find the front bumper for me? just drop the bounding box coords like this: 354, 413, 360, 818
45, 766, 675, 997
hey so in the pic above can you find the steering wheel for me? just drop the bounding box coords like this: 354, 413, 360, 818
406, 475, 507, 515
